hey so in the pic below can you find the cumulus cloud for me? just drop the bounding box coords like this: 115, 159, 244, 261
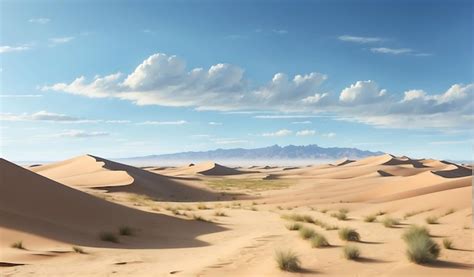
262, 129, 292, 137
43, 52, 473, 129
296, 130, 316, 136
338, 35, 384, 43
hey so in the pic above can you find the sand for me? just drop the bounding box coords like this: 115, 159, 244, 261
1, 154, 472, 276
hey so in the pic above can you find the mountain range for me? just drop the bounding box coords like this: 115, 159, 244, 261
119, 144, 384, 166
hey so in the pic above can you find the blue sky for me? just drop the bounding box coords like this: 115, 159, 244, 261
1, 0, 472, 161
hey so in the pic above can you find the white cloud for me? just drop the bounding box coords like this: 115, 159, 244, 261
55, 129, 109, 138
370, 47, 413, 55
29, 18, 50, 24
292, 121, 312, 124
338, 35, 383, 43
137, 120, 187, 125
49, 36, 75, 45
339, 80, 386, 104
296, 130, 316, 136
322, 132, 336, 138
0, 111, 131, 124
208, 122, 222, 125
262, 129, 292, 137
0, 45, 30, 53
43, 52, 473, 129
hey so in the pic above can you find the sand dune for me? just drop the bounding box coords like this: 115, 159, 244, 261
2, 153, 472, 276
31, 155, 219, 201
156, 161, 245, 176
0, 158, 224, 251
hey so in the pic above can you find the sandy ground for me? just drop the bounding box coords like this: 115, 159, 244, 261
0, 154, 472, 276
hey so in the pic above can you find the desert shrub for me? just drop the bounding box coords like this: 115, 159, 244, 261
311, 234, 330, 248
275, 249, 301, 272
197, 203, 209, 210
339, 208, 349, 214
402, 226, 440, 264
444, 209, 455, 216
382, 217, 400, 228
11, 241, 25, 249
364, 214, 377, 222
343, 244, 360, 260
442, 238, 453, 249
286, 222, 303, 231
299, 227, 316, 240
320, 209, 328, 214
72, 246, 86, 254
119, 226, 134, 236
302, 215, 315, 223
425, 216, 439, 224
99, 232, 119, 243
214, 210, 227, 217
338, 227, 360, 241
331, 212, 347, 221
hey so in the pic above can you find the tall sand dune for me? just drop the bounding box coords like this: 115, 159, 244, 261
31, 155, 219, 201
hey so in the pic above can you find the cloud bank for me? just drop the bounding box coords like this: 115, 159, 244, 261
43, 52, 473, 129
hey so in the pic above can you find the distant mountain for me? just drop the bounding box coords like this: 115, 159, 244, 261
119, 145, 384, 166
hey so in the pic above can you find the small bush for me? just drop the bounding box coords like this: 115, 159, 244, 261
320, 209, 328, 213
11, 241, 25, 250
214, 210, 227, 217
72, 246, 86, 254
382, 217, 400, 228
339, 208, 349, 214
444, 208, 455, 216
193, 214, 211, 222
99, 232, 119, 243
311, 234, 329, 248
331, 212, 347, 221
376, 211, 386, 216
364, 214, 377, 222
343, 244, 360, 260
402, 226, 440, 264
197, 203, 209, 210
302, 215, 315, 223
442, 238, 453, 249
250, 206, 258, 211
324, 225, 339, 231
299, 227, 316, 240
275, 249, 301, 272
286, 222, 303, 231
425, 216, 439, 224
338, 227, 360, 241
119, 226, 134, 236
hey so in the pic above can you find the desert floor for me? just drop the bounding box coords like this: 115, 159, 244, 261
0, 154, 472, 276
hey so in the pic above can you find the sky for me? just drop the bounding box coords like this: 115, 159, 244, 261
0, 0, 473, 161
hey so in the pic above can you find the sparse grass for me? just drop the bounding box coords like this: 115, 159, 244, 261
402, 226, 440, 264
463, 225, 471, 230
339, 208, 349, 214
214, 210, 227, 217
403, 209, 432, 220
310, 234, 330, 248
193, 214, 211, 222
338, 227, 360, 241
364, 214, 377, 222
343, 244, 360, 260
375, 211, 386, 216
128, 193, 153, 206
302, 215, 315, 223
207, 179, 289, 192
286, 222, 303, 231
119, 226, 134, 236
277, 205, 283, 210
99, 232, 119, 243
72, 246, 86, 254
331, 212, 347, 221
275, 249, 301, 272
320, 209, 328, 214
442, 238, 453, 249
282, 213, 305, 222
382, 216, 400, 228
425, 216, 439, 224
250, 206, 258, 211
299, 227, 316, 240
11, 241, 25, 250
197, 203, 210, 210
323, 225, 339, 231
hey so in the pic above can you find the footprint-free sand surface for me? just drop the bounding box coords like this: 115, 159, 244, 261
1, 154, 472, 276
